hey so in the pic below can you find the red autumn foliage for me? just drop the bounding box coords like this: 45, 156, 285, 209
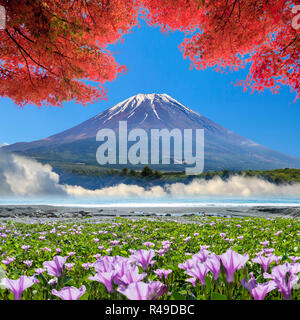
0, 0, 299, 107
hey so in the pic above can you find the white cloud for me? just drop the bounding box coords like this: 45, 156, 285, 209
0, 152, 65, 196
1, 152, 300, 199
64, 176, 300, 198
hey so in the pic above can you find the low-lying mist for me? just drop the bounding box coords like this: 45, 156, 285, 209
1, 152, 300, 199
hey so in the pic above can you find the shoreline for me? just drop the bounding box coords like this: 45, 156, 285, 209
0, 204, 299, 222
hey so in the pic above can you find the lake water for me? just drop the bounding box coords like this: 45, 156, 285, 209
1, 196, 300, 207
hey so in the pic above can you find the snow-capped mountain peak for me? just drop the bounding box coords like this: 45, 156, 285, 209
3, 93, 300, 171
96, 93, 201, 125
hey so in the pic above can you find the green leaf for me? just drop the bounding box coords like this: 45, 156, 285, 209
211, 292, 227, 300
62, 276, 73, 285
170, 292, 186, 300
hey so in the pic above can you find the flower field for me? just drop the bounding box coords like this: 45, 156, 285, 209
0, 215, 299, 300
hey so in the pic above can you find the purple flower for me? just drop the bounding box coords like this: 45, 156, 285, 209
43, 256, 68, 277
260, 241, 269, 248
264, 263, 300, 300
183, 237, 191, 242
205, 254, 221, 280
1, 276, 37, 300
290, 256, 300, 264
21, 245, 30, 251
34, 268, 46, 275
117, 281, 167, 300
178, 259, 195, 271
186, 263, 208, 286
110, 240, 120, 246
192, 249, 210, 264
93, 253, 101, 260
186, 277, 197, 287
1, 256, 15, 265
252, 255, 278, 272
143, 242, 155, 247
200, 245, 210, 250
52, 285, 86, 300
89, 272, 115, 293
82, 263, 92, 270
114, 265, 146, 287
93, 256, 116, 273
219, 249, 249, 283
130, 250, 156, 271
241, 274, 276, 300
23, 260, 33, 267
157, 249, 165, 256
65, 263, 75, 271
154, 269, 172, 280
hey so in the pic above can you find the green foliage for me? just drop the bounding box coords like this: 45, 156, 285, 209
0, 215, 299, 300
50, 163, 300, 185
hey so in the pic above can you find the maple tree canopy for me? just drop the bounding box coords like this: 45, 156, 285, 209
0, 0, 299, 107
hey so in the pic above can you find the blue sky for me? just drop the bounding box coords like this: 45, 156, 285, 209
0, 20, 299, 157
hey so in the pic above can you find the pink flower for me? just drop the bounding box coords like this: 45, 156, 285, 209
186, 263, 208, 286
52, 285, 86, 300
114, 265, 146, 287
157, 249, 165, 256
205, 254, 221, 280
260, 241, 269, 247
117, 281, 167, 300
183, 237, 191, 242
65, 263, 75, 271
252, 254, 281, 272
2, 256, 15, 265
241, 274, 276, 300
264, 263, 300, 300
130, 250, 156, 271
23, 260, 33, 267
43, 256, 68, 277
89, 272, 115, 293
110, 240, 120, 246
1, 276, 38, 300
219, 249, 249, 283
34, 268, 46, 275
143, 242, 155, 247
154, 269, 172, 280
82, 263, 92, 270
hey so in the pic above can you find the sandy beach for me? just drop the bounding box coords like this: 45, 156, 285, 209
0, 204, 299, 223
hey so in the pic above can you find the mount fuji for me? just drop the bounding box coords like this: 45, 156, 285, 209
3, 93, 300, 171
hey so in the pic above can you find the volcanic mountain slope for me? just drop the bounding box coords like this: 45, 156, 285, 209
3, 93, 300, 171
